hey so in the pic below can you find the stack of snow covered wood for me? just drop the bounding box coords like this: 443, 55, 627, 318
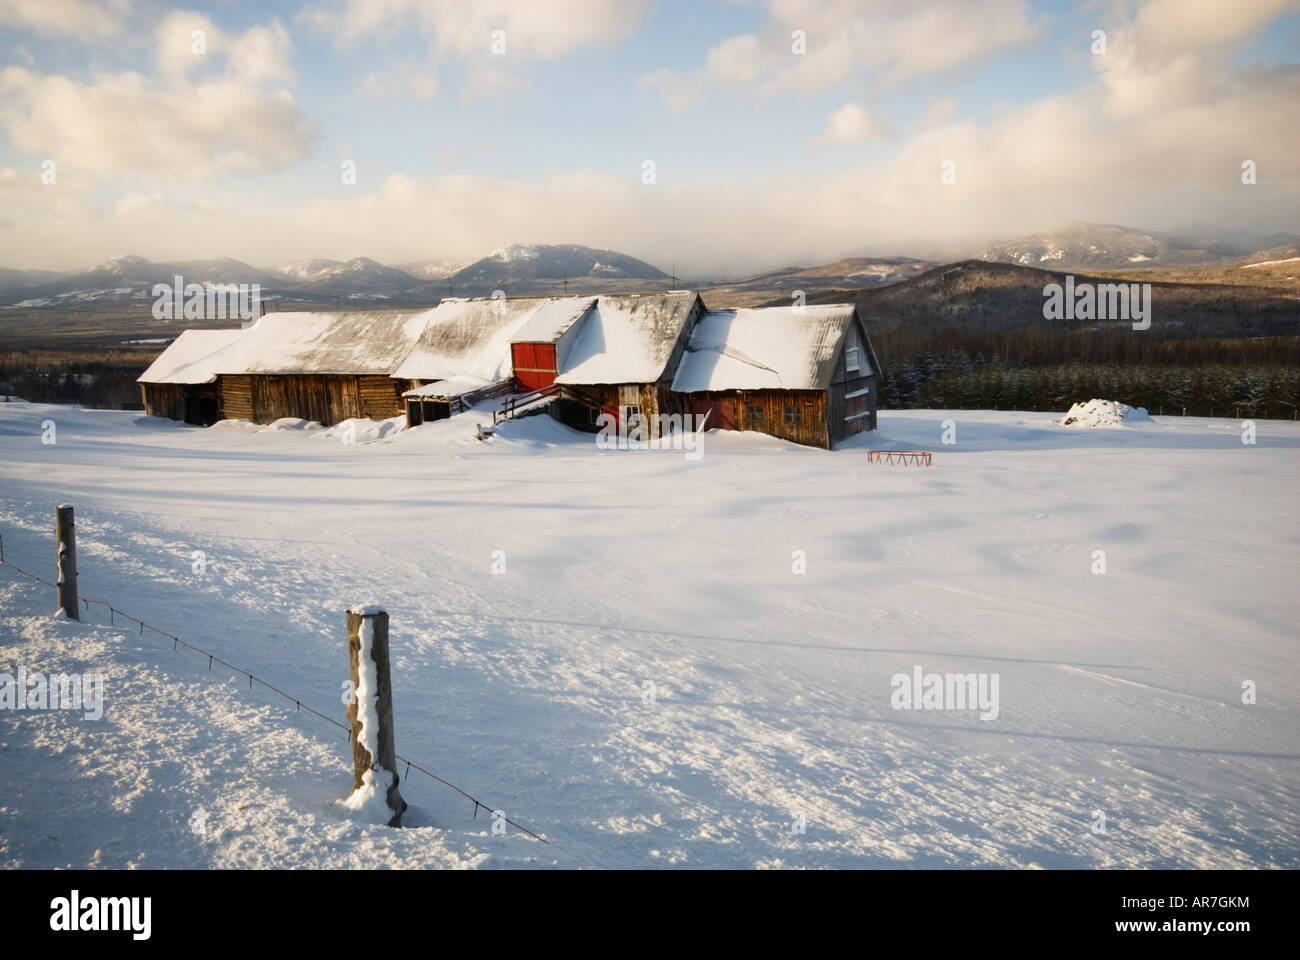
139, 291, 880, 449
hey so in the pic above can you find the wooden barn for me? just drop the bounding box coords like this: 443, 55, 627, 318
137, 292, 882, 448
138, 329, 245, 424
213, 310, 427, 425
669, 304, 879, 449
550, 292, 704, 434
393, 295, 594, 426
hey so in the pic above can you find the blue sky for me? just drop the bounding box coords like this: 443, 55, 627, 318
0, 0, 1296, 273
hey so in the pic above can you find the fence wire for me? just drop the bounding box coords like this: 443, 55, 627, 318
0, 529, 548, 844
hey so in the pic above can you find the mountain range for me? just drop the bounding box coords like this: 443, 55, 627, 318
1, 225, 1295, 307
977, 222, 1300, 270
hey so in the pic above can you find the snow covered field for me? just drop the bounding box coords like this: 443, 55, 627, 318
1, 402, 1297, 869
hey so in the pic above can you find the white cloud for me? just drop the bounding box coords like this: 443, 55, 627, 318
0, 15, 312, 183
1, 0, 1296, 273
643, 0, 1042, 112
814, 102, 889, 145
642, 0, 1041, 111
0, 0, 129, 36
1131, 0, 1299, 63
704, 34, 763, 83
303, 0, 644, 99
113, 191, 166, 219
155, 13, 296, 86
0, 67, 315, 182
15, 41, 1296, 276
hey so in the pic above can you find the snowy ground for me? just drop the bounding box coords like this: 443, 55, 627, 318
1, 401, 1297, 869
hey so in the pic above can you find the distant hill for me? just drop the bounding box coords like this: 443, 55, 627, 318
4, 227, 1297, 309
1238, 241, 1300, 267
393, 257, 473, 281
805, 259, 1300, 339
292, 257, 425, 298
979, 221, 1300, 271
0, 266, 63, 293
0, 255, 282, 307
703, 256, 934, 304
1163, 224, 1300, 258
274, 258, 343, 282
448, 244, 669, 293
982, 223, 1195, 269
0, 244, 676, 305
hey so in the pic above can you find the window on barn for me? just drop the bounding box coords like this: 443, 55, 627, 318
747, 405, 764, 422
784, 405, 801, 424
846, 346, 860, 372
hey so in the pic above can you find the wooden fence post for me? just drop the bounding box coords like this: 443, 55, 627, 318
56, 504, 78, 620
345, 606, 404, 826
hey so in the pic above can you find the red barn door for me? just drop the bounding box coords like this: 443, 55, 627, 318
511, 342, 558, 391
692, 397, 736, 430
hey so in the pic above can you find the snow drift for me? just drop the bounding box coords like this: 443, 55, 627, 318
1057, 399, 1153, 428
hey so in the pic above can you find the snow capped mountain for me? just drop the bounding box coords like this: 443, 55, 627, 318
293, 257, 423, 297
981, 223, 1168, 269
393, 257, 472, 281
489, 243, 543, 262
6, 225, 1296, 308
167, 257, 280, 285
977, 222, 1299, 270
95, 254, 155, 276
275, 258, 343, 282
0, 256, 278, 307
706, 256, 935, 301
452, 243, 670, 285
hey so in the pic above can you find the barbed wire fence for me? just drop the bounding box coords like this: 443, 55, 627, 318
0, 527, 548, 844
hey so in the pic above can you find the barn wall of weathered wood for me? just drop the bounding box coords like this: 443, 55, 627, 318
554, 383, 671, 434
141, 383, 222, 424
221, 375, 253, 420
828, 374, 875, 442
687, 389, 830, 448
216, 374, 403, 425
555, 384, 619, 427
826, 315, 878, 442
141, 383, 184, 420
357, 376, 406, 420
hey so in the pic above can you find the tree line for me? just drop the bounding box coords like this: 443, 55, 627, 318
880, 353, 1300, 418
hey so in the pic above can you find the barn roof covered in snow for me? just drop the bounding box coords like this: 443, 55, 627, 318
554, 292, 701, 385
401, 375, 495, 399
213, 310, 431, 377
392, 296, 595, 382
137, 328, 246, 384
509, 297, 596, 343
670, 305, 858, 392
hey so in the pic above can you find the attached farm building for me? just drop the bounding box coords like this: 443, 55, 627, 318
139, 311, 428, 426
138, 291, 880, 448
138, 328, 246, 424
214, 311, 427, 425
550, 291, 704, 434
393, 295, 595, 425
508, 297, 597, 392
670, 305, 879, 449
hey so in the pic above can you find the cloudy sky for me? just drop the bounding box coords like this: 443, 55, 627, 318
0, 0, 1297, 275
